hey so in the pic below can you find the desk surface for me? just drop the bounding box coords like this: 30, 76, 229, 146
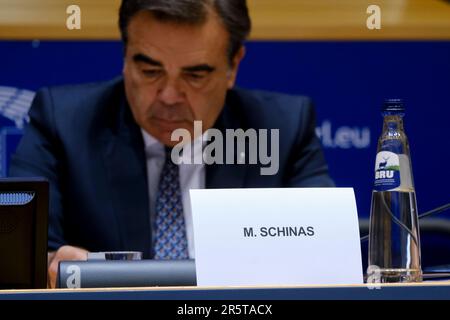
1, 281, 450, 300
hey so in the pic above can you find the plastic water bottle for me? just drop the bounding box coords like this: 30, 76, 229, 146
367, 99, 422, 283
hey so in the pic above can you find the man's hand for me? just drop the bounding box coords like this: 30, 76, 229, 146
47, 245, 88, 288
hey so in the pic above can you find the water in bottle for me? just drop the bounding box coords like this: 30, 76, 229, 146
368, 99, 422, 283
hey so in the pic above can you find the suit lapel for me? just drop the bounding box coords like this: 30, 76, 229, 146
205, 161, 247, 189
100, 93, 151, 257
206, 93, 248, 189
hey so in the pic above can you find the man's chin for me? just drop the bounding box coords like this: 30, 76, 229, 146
152, 117, 190, 132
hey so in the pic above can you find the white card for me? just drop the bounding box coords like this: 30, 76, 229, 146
190, 188, 363, 286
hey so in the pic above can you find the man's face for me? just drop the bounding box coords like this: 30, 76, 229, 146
123, 10, 244, 146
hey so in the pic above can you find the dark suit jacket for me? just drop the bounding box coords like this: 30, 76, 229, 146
9, 77, 333, 257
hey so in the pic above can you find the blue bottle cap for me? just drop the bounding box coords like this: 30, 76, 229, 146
383, 99, 405, 113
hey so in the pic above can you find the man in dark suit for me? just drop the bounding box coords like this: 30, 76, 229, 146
9, 0, 333, 287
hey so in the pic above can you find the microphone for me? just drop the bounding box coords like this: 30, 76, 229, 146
360, 202, 450, 242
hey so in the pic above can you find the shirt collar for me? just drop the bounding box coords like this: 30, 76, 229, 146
141, 129, 164, 158
141, 128, 161, 149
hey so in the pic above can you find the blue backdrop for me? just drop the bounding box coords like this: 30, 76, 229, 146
1, 40, 449, 266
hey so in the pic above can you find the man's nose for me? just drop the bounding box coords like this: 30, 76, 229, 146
157, 78, 185, 105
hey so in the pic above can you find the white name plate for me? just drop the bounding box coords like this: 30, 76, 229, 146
190, 188, 363, 286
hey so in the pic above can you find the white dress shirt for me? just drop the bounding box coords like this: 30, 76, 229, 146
141, 129, 205, 259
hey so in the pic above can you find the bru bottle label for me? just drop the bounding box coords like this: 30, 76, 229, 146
374, 151, 401, 191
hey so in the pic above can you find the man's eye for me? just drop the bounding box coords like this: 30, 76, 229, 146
142, 70, 162, 77
186, 73, 206, 80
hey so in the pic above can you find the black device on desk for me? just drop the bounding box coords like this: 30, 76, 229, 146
57, 259, 197, 288
0, 178, 48, 289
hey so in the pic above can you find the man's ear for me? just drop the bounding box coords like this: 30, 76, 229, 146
227, 46, 246, 89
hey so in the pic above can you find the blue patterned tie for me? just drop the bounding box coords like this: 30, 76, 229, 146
153, 147, 188, 259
